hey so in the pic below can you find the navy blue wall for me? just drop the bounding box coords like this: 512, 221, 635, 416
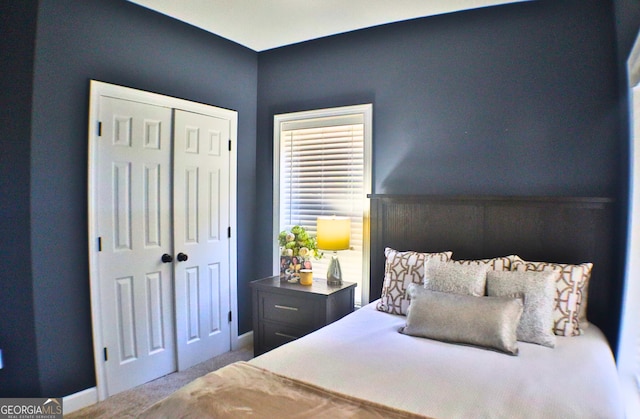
0, 0, 257, 397
255, 0, 626, 341
0, 0, 41, 397
257, 1, 619, 199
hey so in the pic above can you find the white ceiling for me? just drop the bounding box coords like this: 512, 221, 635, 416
128, 0, 528, 51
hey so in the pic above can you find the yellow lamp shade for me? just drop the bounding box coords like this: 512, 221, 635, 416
317, 216, 351, 251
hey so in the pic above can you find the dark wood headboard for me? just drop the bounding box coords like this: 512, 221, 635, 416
368, 194, 618, 347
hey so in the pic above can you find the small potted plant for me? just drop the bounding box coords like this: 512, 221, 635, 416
278, 226, 321, 282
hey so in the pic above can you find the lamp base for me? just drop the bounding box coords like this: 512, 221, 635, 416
326, 253, 343, 286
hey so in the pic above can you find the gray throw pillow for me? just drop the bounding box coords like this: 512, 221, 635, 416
511, 257, 592, 337
424, 259, 489, 296
400, 284, 523, 355
487, 270, 558, 348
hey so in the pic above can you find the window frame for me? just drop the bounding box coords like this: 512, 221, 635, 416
272, 104, 372, 305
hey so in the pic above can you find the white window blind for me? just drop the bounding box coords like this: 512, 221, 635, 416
274, 105, 371, 306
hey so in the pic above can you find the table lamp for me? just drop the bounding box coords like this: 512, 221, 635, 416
317, 216, 351, 285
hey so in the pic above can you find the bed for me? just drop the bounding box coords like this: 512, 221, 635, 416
140, 195, 624, 418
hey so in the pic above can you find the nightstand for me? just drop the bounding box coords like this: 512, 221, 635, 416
250, 276, 356, 356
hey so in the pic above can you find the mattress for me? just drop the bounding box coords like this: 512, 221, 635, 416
250, 301, 624, 419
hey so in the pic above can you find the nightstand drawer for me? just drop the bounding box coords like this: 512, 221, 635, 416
262, 322, 306, 349
261, 293, 316, 328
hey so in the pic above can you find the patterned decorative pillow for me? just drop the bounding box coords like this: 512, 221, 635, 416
400, 284, 523, 355
424, 259, 490, 297
376, 247, 452, 315
511, 259, 593, 337
452, 255, 518, 272
487, 270, 559, 348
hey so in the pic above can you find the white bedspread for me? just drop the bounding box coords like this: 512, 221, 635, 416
250, 302, 624, 419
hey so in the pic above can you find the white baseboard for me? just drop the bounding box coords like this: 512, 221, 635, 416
63, 386, 97, 414
235, 330, 253, 350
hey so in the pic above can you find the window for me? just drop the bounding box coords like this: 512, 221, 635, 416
273, 104, 372, 306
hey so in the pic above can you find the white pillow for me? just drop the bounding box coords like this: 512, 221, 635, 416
376, 247, 452, 315
452, 255, 519, 271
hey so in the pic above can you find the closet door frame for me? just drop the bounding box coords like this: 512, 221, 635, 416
87, 80, 238, 401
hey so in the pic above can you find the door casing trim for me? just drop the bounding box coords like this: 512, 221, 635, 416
87, 80, 238, 401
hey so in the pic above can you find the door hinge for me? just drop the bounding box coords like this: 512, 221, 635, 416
98, 121, 102, 137
97, 237, 102, 252
103, 347, 108, 361
228, 139, 231, 151
227, 227, 231, 238
228, 311, 232, 323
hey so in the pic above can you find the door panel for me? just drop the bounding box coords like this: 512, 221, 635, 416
144, 163, 162, 247
115, 276, 136, 361
174, 110, 231, 370
146, 271, 166, 353
97, 96, 176, 395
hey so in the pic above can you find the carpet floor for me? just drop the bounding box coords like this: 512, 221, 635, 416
65, 346, 253, 418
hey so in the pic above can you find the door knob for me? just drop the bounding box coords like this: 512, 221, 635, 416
161, 253, 173, 263
177, 252, 188, 262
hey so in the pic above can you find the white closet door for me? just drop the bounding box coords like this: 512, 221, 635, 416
97, 96, 176, 395
173, 109, 231, 370
90, 81, 237, 400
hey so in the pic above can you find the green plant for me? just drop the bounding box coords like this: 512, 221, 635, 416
278, 225, 321, 259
